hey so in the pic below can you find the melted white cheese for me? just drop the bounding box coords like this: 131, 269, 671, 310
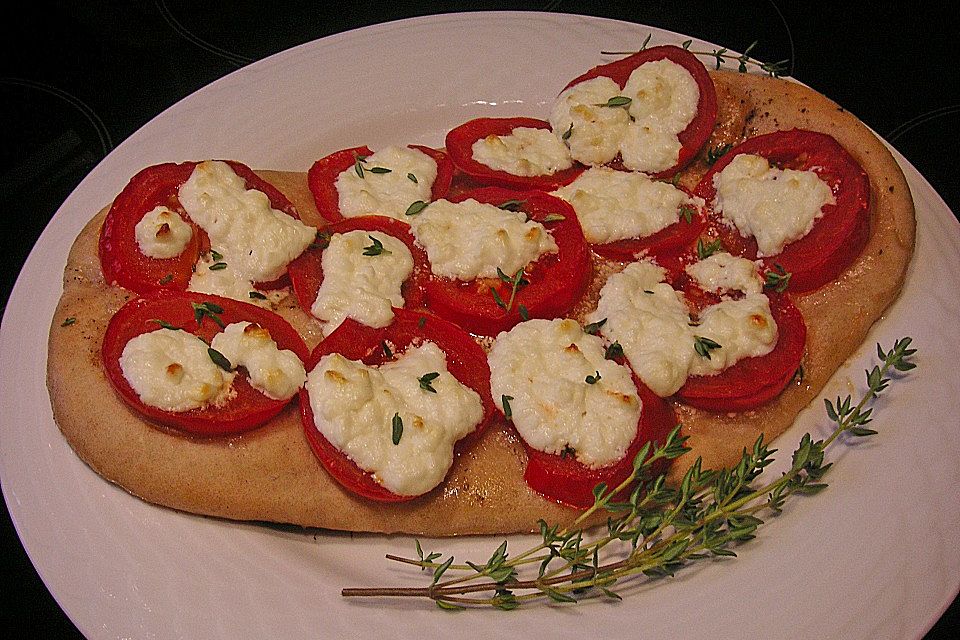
305, 342, 484, 496
209, 322, 306, 400
119, 328, 231, 412
178, 160, 316, 300
549, 76, 629, 165
713, 154, 836, 257
408, 198, 558, 281
588, 256, 777, 396
550, 60, 699, 173
619, 59, 700, 173
134, 206, 193, 259
685, 251, 763, 294
488, 318, 641, 468
311, 230, 414, 336
336, 146, 437, 220
471, 127, 573, 177
551, 166, 696, 244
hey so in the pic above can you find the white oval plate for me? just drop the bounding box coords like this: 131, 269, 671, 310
2, 12, 958, 640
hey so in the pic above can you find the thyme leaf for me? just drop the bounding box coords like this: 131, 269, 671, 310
693, 335, 722, 359
391, 413, 403, 445
362, 235, 392, 256
418, 372, 440, 393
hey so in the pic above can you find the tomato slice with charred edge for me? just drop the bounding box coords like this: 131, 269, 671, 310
98, 160, 303, 295
522, 375, 677, 509
675, 291, 806, 412
420, 187, 592, 336
307, 144, 454, 223
102, 291, 309, 436
299, 308, 495, 502
444, 117, 586, 190
561, 44, 718, 179
286, 215, 429, 321
693, 129, 871, 293
589, 187, 707, 264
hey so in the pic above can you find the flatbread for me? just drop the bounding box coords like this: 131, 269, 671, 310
46, 69, 915, 535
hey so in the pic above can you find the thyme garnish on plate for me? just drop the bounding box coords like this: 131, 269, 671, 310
602, 37, 789, 77
342, 338, 916, 609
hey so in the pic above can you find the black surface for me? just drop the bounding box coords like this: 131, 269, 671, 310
2, 2, 957, 637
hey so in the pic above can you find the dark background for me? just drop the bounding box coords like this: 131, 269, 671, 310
2, 2, 957, 637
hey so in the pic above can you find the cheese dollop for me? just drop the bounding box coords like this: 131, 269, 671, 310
179, 161, 316, 301
134, 206, 193, 259
550, 59, 699, 173
588, 255, 776, 396
311, 230, 414, 336
336, 146, 437, 220
712, 153, 836, 256
119, 328, 231, 412
551, 166, 697, 244
471, 127, 573, 177
488, 318, 641, 468
305, 342, 484, 496
209, 322, 306, 401
408, 198, 558, 281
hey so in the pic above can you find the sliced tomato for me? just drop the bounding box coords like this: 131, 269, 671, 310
444, 117, 585, 190
98, 160, 303, 295
675, 290, 806, 412
287, 215, 429, 319
523, 376, 677, 509
307, 144, 454, 223
421, 187, 591, 336
299, 308, 495, 502
694, 129, 871, 293
561, 44, 718, 179
102, 291, 309, 436
590, 186, 707, 263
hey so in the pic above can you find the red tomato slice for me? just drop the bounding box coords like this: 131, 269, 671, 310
522, 376, 677, 509
98, 160, 303, 295
420, 187, 592, 336
675, 290, 806, 412
307, 144, 454, 223
693, 129, 871, 293
589, 186, 707, 263
101, 291, 309, 436
299, 308, 495, 502
444, 117, 586, 190
286, 215, 430, 319
561, 44, 718, 179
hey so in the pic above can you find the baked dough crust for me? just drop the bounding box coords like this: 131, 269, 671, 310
46, 70, 915, 535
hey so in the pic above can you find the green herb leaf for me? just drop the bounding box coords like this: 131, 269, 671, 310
706, 143, 732, 165
382, 341, 393, 359
362, 235, 392, 256
209, 262, 228, 271
596, 95, 632, 109
209, 249, 223, 262
561, 122, 573, 141
497, 199, 526, 212
583, 318, 607, 335
694, 335, 722, 359
191, 301, 226, 328
679, 204, 696, 224
150, 319, 181, 331
159, 273, 174, 285
518, 304, 529, 321
764, 263, 792, 293
418, 372, 440, 393
585, 371, 602, 385
391, 413, 403, 445
604, 341, 624, 361
696, 237, 724, 260
207, 347, 233, 371
405, 200, 428, 217
407, 172, 418, 183
501, 395, 514, 419
248, 291, 267, 300
368, 166, 392, 174
541, 213, 566, 223
60, 317, 76, 327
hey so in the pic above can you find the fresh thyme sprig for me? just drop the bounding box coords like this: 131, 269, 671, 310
601, 38, 789, 77
342, 338, 916, 608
